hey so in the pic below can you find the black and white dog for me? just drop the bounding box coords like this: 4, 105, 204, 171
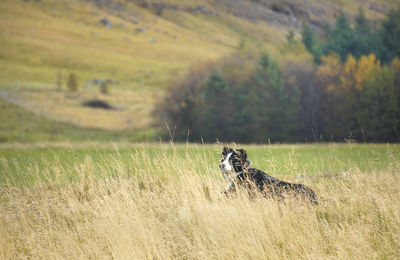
220, 147, 318, 204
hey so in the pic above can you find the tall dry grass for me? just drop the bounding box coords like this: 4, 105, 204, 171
1, 145, 400, 259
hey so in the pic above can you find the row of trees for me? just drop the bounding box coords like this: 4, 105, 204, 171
155, 9, 400, 143
155, 52, 400, 143
302, 9, 400, 64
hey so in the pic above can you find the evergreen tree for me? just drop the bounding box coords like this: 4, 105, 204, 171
301, 22, 322, 64
204, 70, 227, 102
379, 10, 400, 64
327, 11, 355, 62
175, 93, 201, 141
201, 70, 230, 141
301, 22, 315, 51
251, 54, 300, 142
353, 7, 373, 59
355, 7, 370, 34
226, 83, 252, 142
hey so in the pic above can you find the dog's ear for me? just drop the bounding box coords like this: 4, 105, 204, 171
222, 147, 233, 156
238, 149, 251, 170
237, 149, 247, 161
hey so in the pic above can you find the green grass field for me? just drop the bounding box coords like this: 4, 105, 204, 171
1, 142, 399, 186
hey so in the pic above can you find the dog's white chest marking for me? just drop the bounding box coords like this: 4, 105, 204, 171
220, 152, 233, 175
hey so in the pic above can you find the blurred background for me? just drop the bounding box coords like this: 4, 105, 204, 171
1, 0, 399, 143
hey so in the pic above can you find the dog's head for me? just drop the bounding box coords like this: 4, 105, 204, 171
219, 147, 251, 179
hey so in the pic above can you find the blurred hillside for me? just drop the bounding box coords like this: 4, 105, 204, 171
0, 0, 398, 137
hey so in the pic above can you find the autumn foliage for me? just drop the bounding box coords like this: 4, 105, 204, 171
316, 54, 399, 141
156, 10, 400, 143
155, 51, 400, 143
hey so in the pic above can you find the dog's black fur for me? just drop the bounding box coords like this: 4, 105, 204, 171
220, 147, 318, 204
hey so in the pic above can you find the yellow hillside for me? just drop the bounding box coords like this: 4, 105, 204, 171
0, 0, 397, 131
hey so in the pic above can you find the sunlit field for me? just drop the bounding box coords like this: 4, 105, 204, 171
2, 0, 400, 258
1, 143, 399, 259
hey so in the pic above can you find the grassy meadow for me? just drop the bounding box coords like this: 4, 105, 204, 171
1, 1, 400, 258
1, 143, 400, 259
0, 0, 234, 131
